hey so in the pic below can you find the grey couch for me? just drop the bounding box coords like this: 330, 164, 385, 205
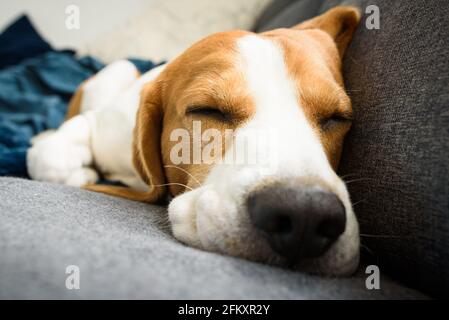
0, 178, 426, 299
1, 0, 448, 299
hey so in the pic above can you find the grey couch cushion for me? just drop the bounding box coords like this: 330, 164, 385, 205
0, 178, 425, 299
256, 0, 449, 298
253, 0, 324, 32
338, 0, 449, 299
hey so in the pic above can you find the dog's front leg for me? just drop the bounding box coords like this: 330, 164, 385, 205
27, 113, 98, 187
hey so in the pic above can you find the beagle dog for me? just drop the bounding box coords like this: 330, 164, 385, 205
27, 6, 361, 276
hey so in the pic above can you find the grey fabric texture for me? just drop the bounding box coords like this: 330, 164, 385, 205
254, 0, 298, 30
0, 178, 425, 299
337, 0, 449, 299
254, 0, 324, 32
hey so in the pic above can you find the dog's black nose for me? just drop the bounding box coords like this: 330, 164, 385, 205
247, 185, 346, 262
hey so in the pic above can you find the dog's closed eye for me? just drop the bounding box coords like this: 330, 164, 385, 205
320, 112, 353, 130
186, 106, 232, 122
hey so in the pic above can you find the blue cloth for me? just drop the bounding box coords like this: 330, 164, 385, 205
0, 15, 160, 177
0, 15, 53, 69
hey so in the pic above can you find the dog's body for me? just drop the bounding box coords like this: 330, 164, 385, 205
27, 7, 362, 276
28, 62, 165, 191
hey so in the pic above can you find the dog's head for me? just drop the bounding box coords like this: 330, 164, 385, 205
133, 6, 361, 276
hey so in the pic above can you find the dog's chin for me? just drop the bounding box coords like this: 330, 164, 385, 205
168, 186, 360, 277
209, 234, 360, 277
215, 228, 361, 277
293, 242, 361, 277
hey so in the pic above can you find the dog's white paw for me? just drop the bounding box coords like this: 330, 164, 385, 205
27, 134, 97, 186
30, 130, 57, 145
65, 167, 99, 187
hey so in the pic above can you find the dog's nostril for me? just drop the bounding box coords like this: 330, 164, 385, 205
247, 185, 347, 262
316, 197, 347, 240
317, 216, 346, 239
260, 214, 293, 234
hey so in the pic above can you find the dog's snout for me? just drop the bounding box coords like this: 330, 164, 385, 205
247, 185, 346, 262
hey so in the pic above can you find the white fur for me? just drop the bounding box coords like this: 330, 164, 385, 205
169, 35, 359, 275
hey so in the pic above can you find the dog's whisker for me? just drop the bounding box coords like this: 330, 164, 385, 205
352, 199, 367, 207
378, 185, 419, 201
349, 56, 361, 66
346, 89, 362, 92
360, 244, 376, 257
339, 173, 360, 179
164, 165, 203, 187
344, 177, 375, 184
360, 233, 405, 239
149, 182, 195, 192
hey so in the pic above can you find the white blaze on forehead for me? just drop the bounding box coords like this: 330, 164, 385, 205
169, 36, 359, 273
233, 34, 333, 181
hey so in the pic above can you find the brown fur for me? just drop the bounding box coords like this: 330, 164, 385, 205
261, 6, 360, 168
65, 82, 86, 121
76, 6, 360, 202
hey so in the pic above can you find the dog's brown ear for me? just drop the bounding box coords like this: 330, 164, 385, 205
85, 80, 166, 203
293, 6, 361, 57
131, 81, 167, 202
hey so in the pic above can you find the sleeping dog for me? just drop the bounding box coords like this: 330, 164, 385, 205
27, 6, 361, 276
